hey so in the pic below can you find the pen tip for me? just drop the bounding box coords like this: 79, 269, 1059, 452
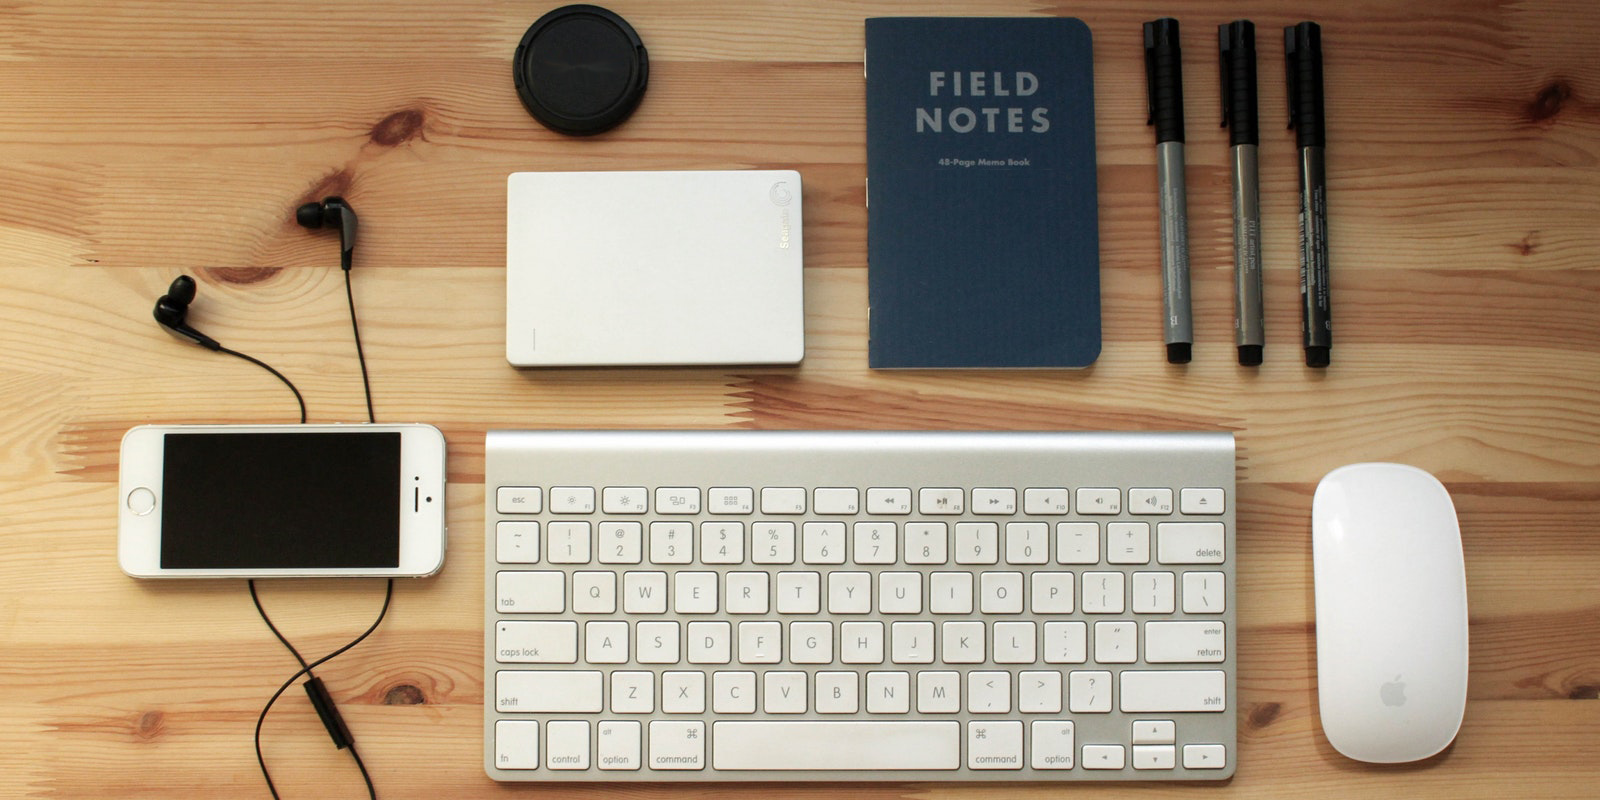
1167, 343, 1192, 364
1305, 346, 1330, 368
1238, 345, 1263, 366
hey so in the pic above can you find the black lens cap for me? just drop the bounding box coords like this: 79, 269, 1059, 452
513, 5, 649, 136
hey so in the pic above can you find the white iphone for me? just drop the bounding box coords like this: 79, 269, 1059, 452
118, 423, 447, 578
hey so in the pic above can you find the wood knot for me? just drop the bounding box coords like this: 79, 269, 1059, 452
202, 266, 280, 285
370, 109, 426, 147
1515, 232, 1539, 256
1568, 684, 1599, 700
134, 710, 166, 740
1525, 80, 1573, 124
1246, 701, 1281, 729
382, 684, 427, 705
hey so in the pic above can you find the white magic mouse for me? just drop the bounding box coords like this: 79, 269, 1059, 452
1312, 463, 1468, 763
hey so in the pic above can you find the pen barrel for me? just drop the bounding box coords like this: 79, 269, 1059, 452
1298, 146, 1331, 359
1157, 141, 1193, 347
1231, 144, 1264, 350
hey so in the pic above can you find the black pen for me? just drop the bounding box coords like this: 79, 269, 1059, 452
1144, 18, 1192, 364
1286, 21, 1331, 368
1221, 21, 1263, 367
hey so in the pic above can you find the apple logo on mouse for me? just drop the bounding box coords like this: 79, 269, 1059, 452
1381, 675, 1407, 707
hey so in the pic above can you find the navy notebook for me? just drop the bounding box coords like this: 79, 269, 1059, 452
866, 17, 1100, 368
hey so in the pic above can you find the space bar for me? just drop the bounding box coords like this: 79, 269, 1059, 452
713, 721, 960, 770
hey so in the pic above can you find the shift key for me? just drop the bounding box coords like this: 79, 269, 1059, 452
1119, 670, 1226, 712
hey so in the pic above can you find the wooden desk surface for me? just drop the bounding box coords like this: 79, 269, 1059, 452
2, 1, 1596, 797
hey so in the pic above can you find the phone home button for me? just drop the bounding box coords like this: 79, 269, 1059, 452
127, 487, 157, 516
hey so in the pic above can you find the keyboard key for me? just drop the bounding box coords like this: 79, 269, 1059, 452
547, 521, 591, 563
724, 572, 769, 614
1019, 670, 1062, 713
1180, 488, 1226, 515
878, 572, 922, 614
1030, 720, 1075, 769
930, 571, 973, 614
1128, 488, 1173, 515
840, 621, 885, 664
776, 571, 820, 614
971, 488, 1017, 515
1182, 571, 1226, 613
711, 721, 959, 770
547, 720, 590, 769
816, 671, 859, 713
597, 521, 642, 564
738, 621, 780, 663
707, 487, 754, 514
1107, 522, 1151, 564
1133, 744, 1176, 770
814, 487, 859, 514
791, 621, 833, 663
496, 571, 564, 613
635, 621, 680, 664
495, 719, 540, 769
648, 721, 705, 770
1055, 522, 1099, 564
865, 671, 910, 713
751, 522, 796, 564
954, 522, 999, 564
496, 670, 602, 713
584, 620, 628, 663
1093, 621, 1137, 664
1083, 744, 1126, 769
853, 522, 897, 564
765, 672, 808, 713
1024, 487, 1070, 515
1004, 522, 1048, 564
674, 572, 717, 614
801, 522, 845, 564
904, 523, 949, 564
550, 486, 595, 514
700, 522, 744, 564
1157, 522, 1225, 564
866, 487, 912, 514
611, 671, 654, 713
497, 486, 542, 514
623, 571, 667, 614
1068, 670, 1113, 713
918, 487, 965, 515
1132, 719, 1176, 744
980, 572, 1023, 614
890, 621, 934, 663
601, 486, 647, 514
828, 572, 871, 614
1145, 621, 1226, 663
1131, 571, 1176, 614
941, 621, 985, 663
967, 672, 1010, 713
761, 487, 806, 514
496, 620, 577, 663
713, 671, 756, 714
992, 621, 1036, 663
496, 521, 539, 564
687, 621, 731, 664
1032, 572, 1074, 614
649, 522, 692, 564
1043, 621, 1088, 664
1076, 487, 1120, 515
966, 720, 1022, 769
597, 721, 641, 770
916, 671, 960, 712
1081, 572, 1125, 614
1183, 743, 1228, 769
655, 487, 702, 514
1119, 670, 1227, 712
662, 671, 705, 713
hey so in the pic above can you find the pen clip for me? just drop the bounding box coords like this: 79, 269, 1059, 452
1218, 25, 1233, 129
1143, 23, 1159, 127
1284, 26, 1300, 130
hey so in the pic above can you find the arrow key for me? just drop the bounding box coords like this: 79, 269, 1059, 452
1183, 744, 1228, 769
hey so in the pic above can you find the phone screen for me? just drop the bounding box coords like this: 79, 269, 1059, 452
160, 432, 402, 569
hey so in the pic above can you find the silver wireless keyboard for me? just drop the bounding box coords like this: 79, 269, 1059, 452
484, 430, 1236, 781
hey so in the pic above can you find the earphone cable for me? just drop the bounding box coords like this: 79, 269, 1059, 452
218, 347, 307, 424
345, 269, 375, 424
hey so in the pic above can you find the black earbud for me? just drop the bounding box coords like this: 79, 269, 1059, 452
152, 275, 222, 351
296, 196, 358, 270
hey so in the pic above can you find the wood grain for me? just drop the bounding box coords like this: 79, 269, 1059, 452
2, 0, 1598, 797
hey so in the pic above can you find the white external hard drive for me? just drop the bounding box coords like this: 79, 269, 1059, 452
506, 170, 805, 366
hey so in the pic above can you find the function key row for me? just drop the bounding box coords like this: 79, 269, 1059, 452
497, 486, 1226, 518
